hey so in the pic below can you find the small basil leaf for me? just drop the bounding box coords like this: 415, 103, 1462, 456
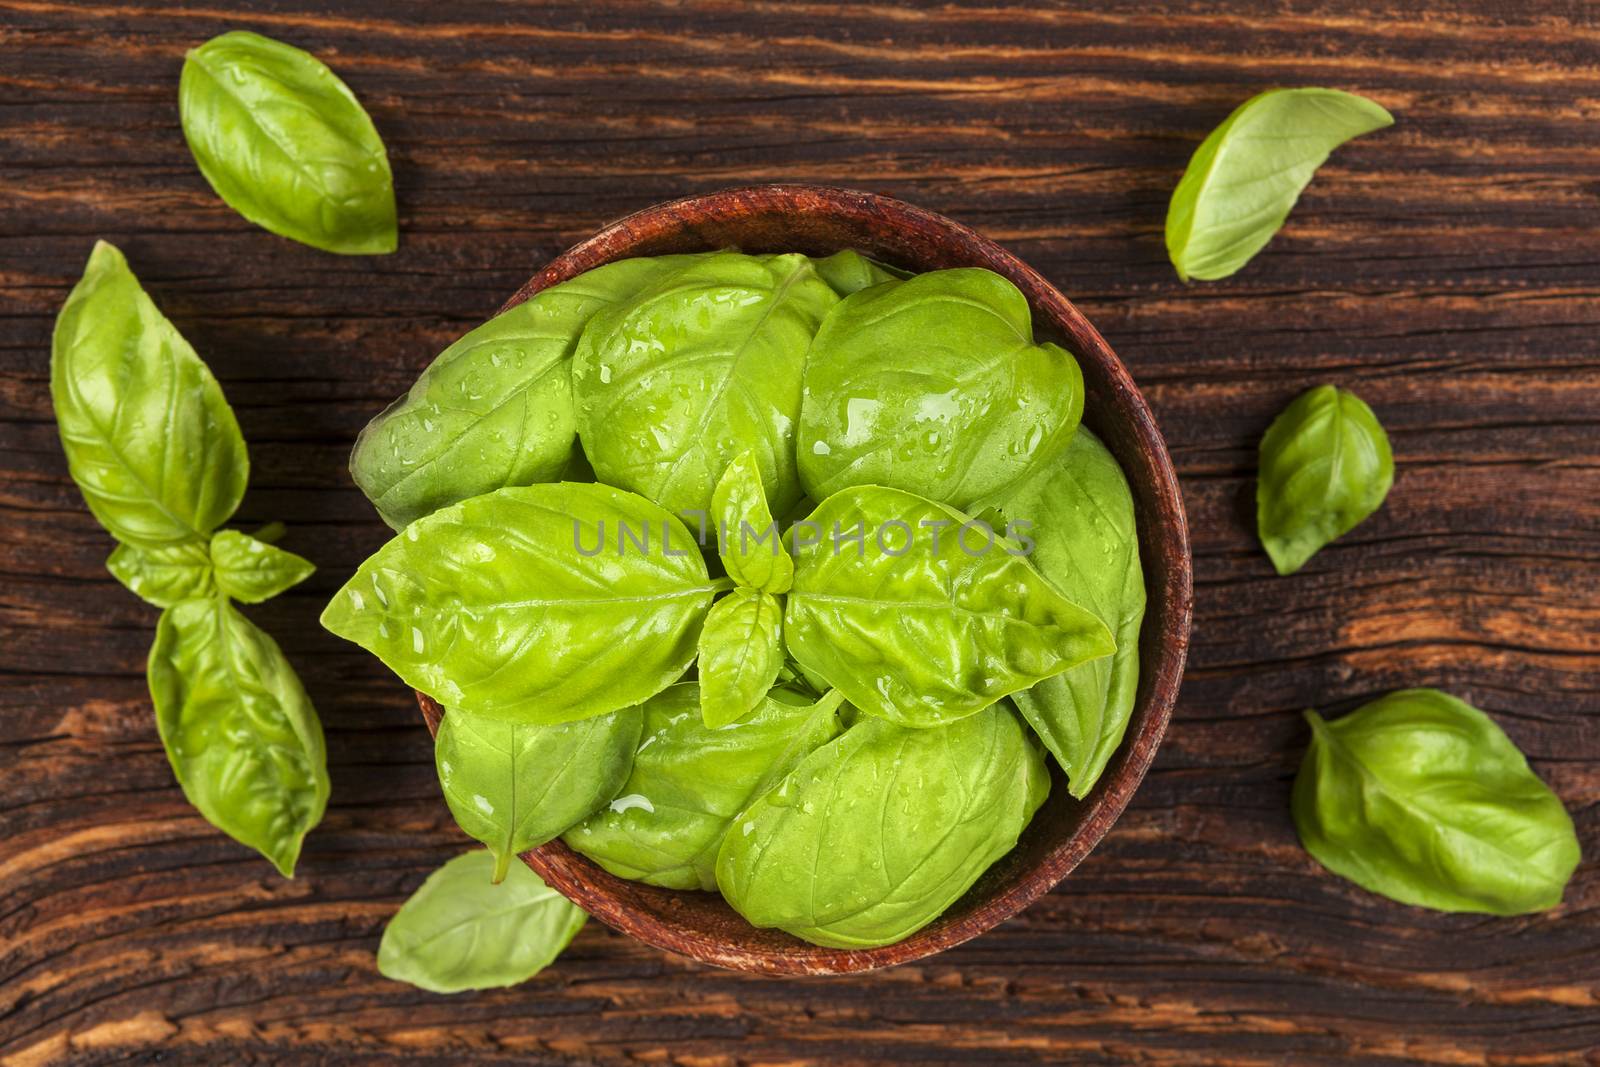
352, 256, 707, 529
320, 482, 716, 723
51, 242, 248, 548
798, 268, 1084, 510
697, 589, 785, 729
993, 428, 1145, 798
435, 704, 643, 883
1293, 689, 1580, 915
565, 685, 842, 890
711, 450, 793, 594
209, 529, 315, 603
377, 850, 586, 994
811, 249, 904, 296
107, 539, 215, 608
1257, 384, 1393, 575
179, 31, 397, 255
716, 704, 1049, 948
1166, 88, 1393, 281
784, 485, 1115, 727
148, 596, 328, 876
572, 252, 838, 517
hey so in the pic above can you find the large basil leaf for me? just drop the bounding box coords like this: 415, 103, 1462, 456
811, 249, 903, 297
1166, 88, 1393, 281
572, 252, 838, 517
1293, 689, 1580, 915
179, 31, 396, 255
351, 256, 704, 529
108, 539, 215, 608
148, 596, 329, 876
51, 242, 248, 548
435, 704, 643, 882
783, 485, 1115, 727
320, 482, 717, 723
711, 450, 792, 594
993, 428, 1145, 798
697, 589, 785, 729
377, 850, 586, 994
209, 529, 315, 603
797, 268, 1084, 511
716, 704, 1048, 948
565, 685, 842, 891
1257, 384, 1393, 575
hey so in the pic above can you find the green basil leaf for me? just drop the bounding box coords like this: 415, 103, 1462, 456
107, 539, 215, 608
352, 256, 706, 529
320, 482, 716, 723
783, 485, 1115, 727
148, 596, 328, 876
572, 252, 838, 517
377, 850, 586, 994
435, 704, 643, 883
565, 684, 842, 891
811, 249, 904, 296
993, 428, 1145, 798
1293, 689, 1580, 915
51, 241, 248, 548
716, 704, 1049, 948
209, 529, 315, 603
798, 268, 1085, 510
697, 589, 785, 729
1257, 384, 1393, 575
179, 31, 397, 255
711, 450, 792, 594
1165, 88, 1393, 281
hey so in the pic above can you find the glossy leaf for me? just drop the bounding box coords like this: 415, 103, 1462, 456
320, 482, 717, 723
377, 850, 586, 994
783, 485, 1115, 727
797, 268, 1084, 510
209, 529, 315, 603
351, 256, 704, 529
51, 241, 248, 548
565, 685, 843, 890
697, 589, 785, 729
716, 704, 1049, 948
1257, 384, 1393, 575
1293, 690, 1580, 915
180, 31, 396, 254
811, 249, 903, 296
572, 252, 838, 517
1166, 88, 1393, 281
108, 539, 215, 608
711, 450, 793, 594
435, 704, 643, 882
148, 596, 329, 876
992, 428, 1145, 797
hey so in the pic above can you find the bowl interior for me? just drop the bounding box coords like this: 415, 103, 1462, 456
418, 184, 1192, 975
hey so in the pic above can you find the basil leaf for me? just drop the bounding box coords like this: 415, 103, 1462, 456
783, 485, 1115, 727
697, 589, 785, 729
811, 249, 903, 296
798, 268, 1085, 510
1293, 690, 1580, 915
209, 529, 315, 603
572, 252, 838, 517
148, 596, 329, 876
1257, 384, 1393, 575
711, 450, 792, 594
716, 704, 1049, 948
352, 256, 706, 529
320, 482, 716, 723
1166, 88, 1393, 281
993, 428, 1145, 798
565, 684, 842, 890
51, 242, 248, 548
435, 704, 643, 883
179, 31, 397, 255
107, 539, 215, 608
377, 850, 586, 994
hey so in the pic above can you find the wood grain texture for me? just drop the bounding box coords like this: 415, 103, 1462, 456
2, 0, 1597, 1063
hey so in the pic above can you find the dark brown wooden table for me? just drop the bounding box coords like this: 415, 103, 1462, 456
4, 2, 1598, 1063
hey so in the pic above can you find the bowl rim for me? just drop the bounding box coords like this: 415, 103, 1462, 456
416, 182, 1192, 975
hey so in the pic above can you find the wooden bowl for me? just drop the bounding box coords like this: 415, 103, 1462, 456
416, 184, 1192, 975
